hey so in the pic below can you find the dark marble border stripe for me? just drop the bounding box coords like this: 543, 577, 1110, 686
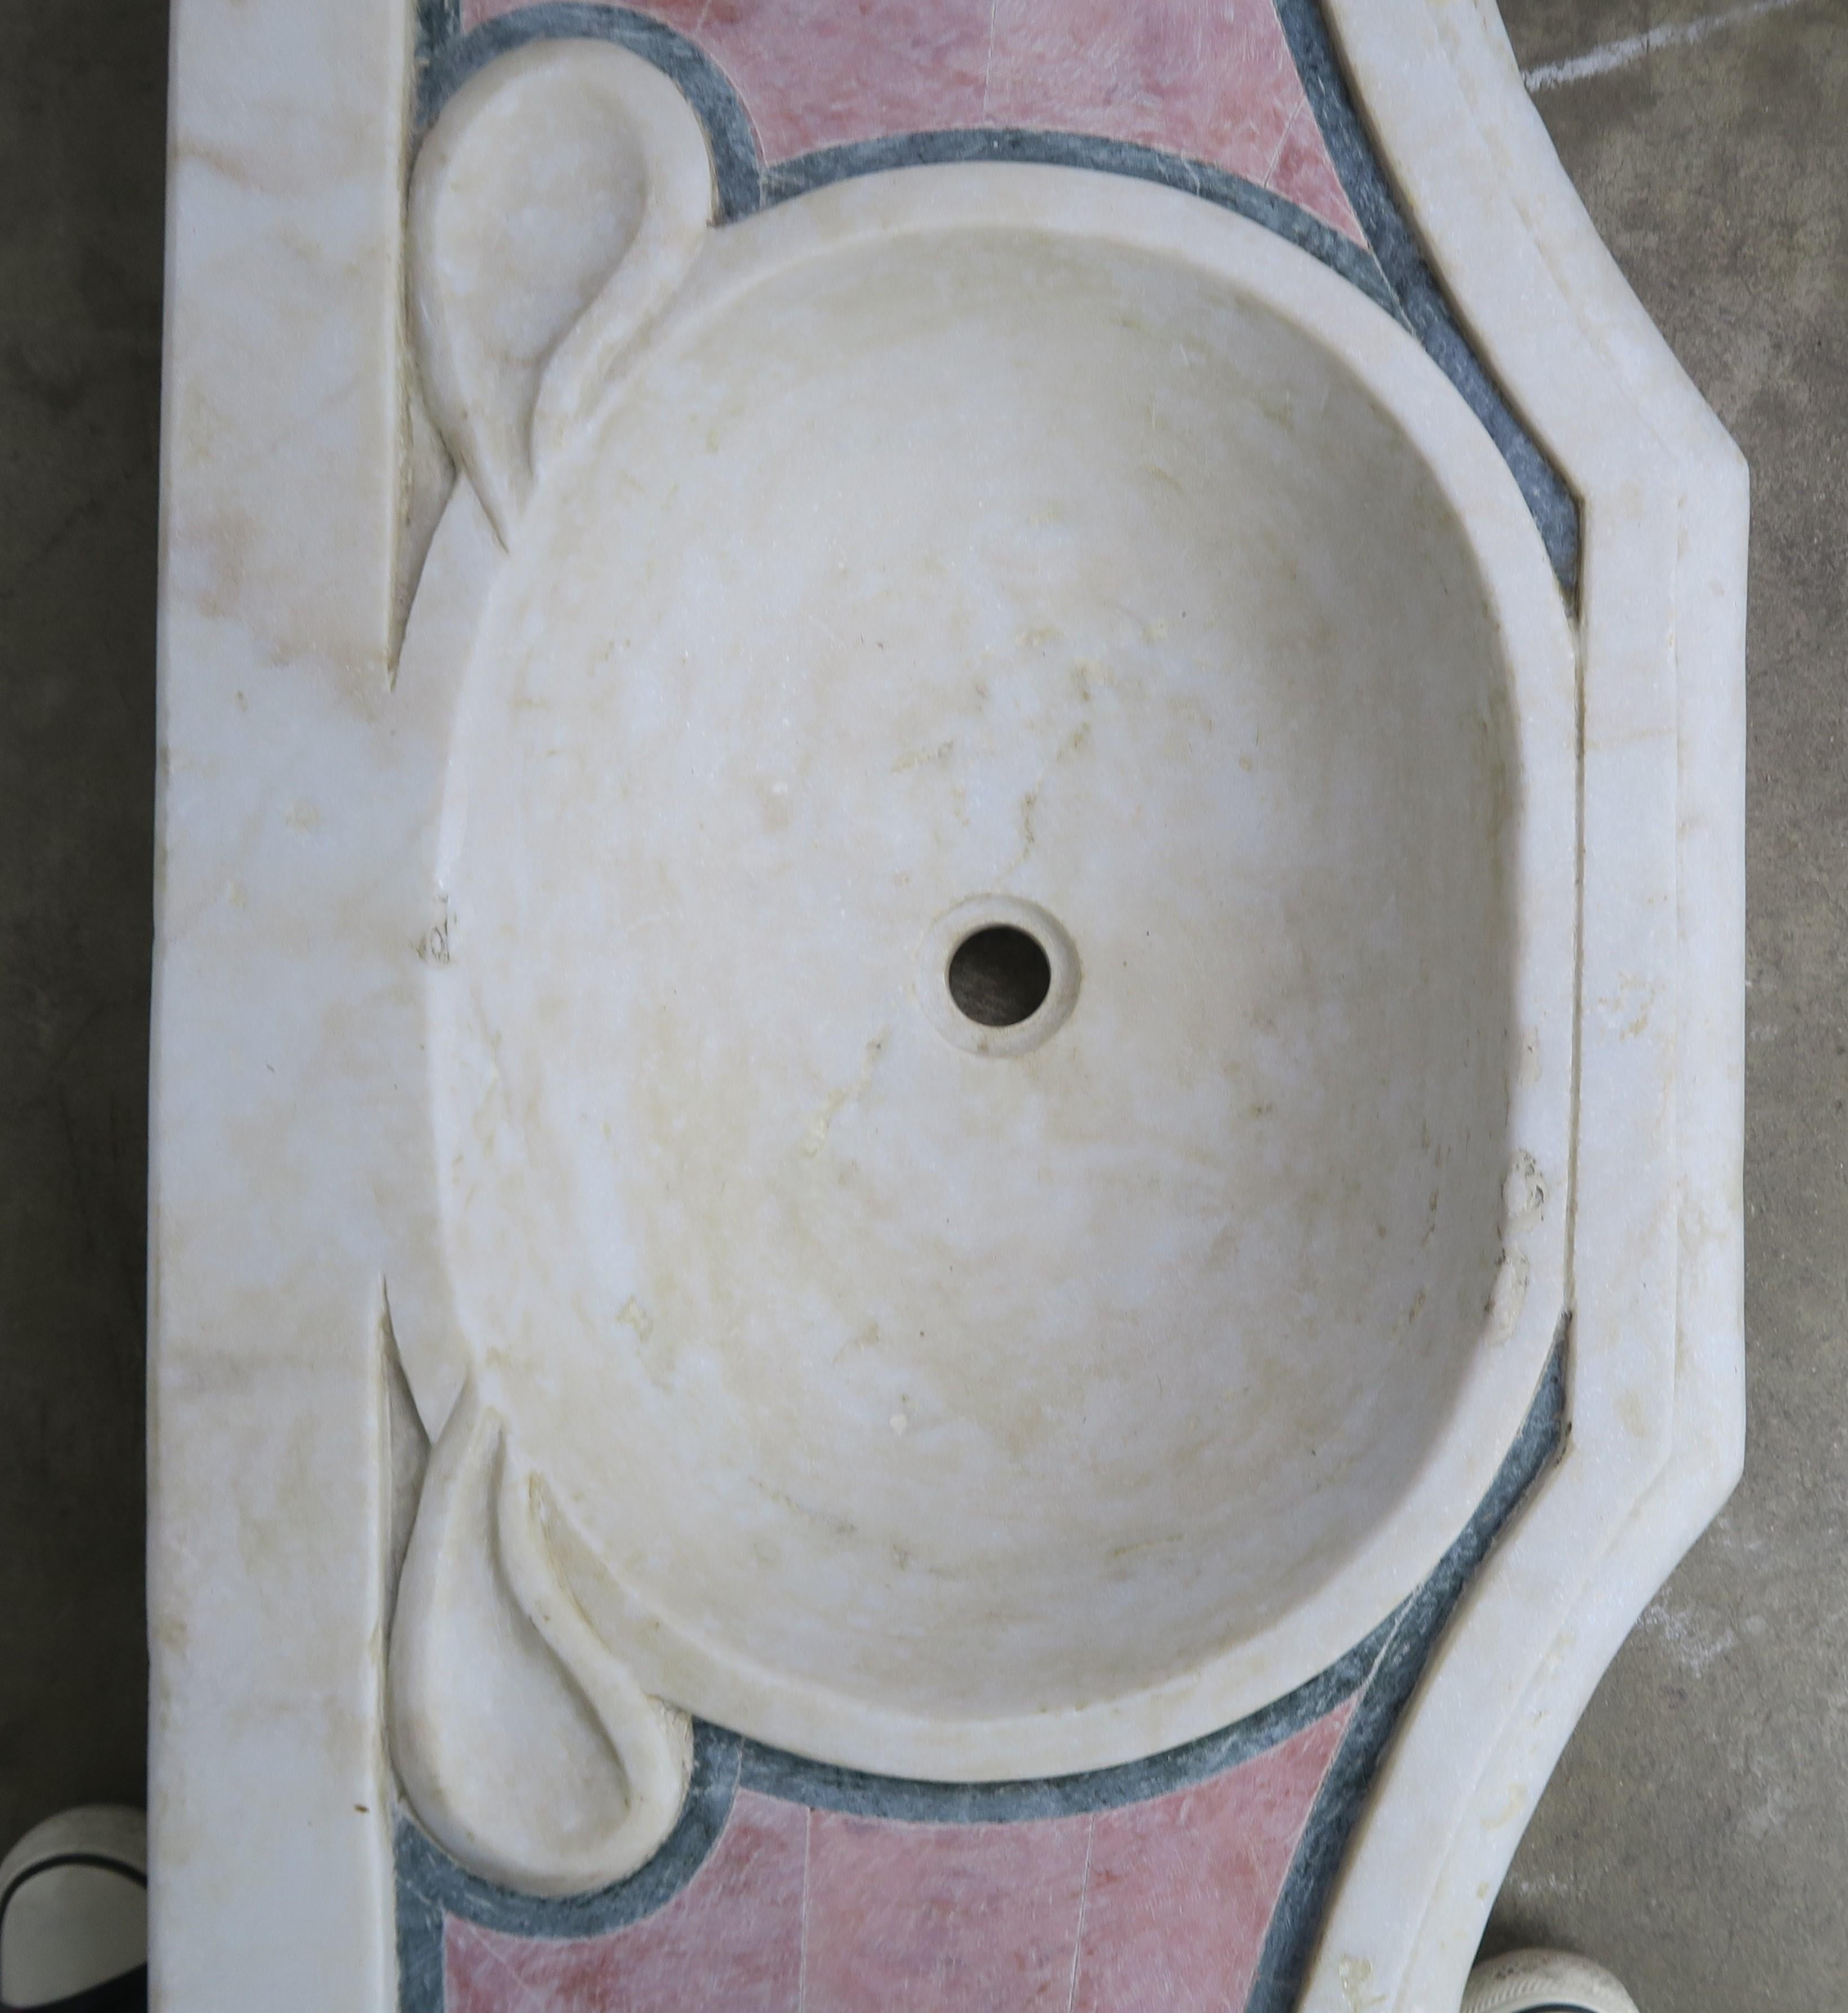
1247, 1326, 1571, 2012
765, 127, 1397, 316
738, 1618, 1387, 1825
1271, 0, 1581, 592
414, 0, 461, 86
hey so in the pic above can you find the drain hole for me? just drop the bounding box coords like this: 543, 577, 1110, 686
947, 925, 1053, 1028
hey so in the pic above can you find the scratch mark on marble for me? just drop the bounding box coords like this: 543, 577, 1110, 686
796, 1804, 813, 2013
980, 0, 1001, 121
1062, 1811, 1095, 2013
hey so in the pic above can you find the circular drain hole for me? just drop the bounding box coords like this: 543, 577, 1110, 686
918, 896, 1080, 1058
947, 925, 1053, 1028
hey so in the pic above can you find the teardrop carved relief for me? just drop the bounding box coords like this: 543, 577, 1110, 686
386, 38, 714, 1893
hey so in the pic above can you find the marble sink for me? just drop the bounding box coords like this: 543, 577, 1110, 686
379, 42, 1575, 1895
152, 6, 1745, 2007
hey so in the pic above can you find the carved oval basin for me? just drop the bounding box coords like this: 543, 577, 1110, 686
427, 166, 1576, 1781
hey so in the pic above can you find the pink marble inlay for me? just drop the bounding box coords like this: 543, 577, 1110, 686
624, 0, 993, 161
985, 0, 1296, 187
459, 0, 1364, 241
444, 1789, 806, 2013
802, 1806, 1092, 2011
1073, 1708, 1354, 2013
440, 1701, 1353, 2011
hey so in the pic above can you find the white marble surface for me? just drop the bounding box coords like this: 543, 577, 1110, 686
149, 4, 1744, 2002
152, 1, 410, 2007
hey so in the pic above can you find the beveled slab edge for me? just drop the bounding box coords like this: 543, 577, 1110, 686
1300, 6, 1747, 2008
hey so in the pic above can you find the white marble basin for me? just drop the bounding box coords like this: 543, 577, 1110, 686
387, 54, 1577, 1840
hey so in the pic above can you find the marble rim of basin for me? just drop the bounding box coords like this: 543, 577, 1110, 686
380, 36, 1579, 1861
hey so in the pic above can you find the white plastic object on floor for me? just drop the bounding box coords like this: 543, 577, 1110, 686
0, 1805, 147, 2009
1463, 1948, 1643, 2013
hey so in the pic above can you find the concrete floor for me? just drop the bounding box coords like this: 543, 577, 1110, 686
1, 0, 1842, 2004
0, 0, 162, 1848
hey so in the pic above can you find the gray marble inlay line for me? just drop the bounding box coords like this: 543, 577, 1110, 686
736, 1625, 1388, 1826
392, 1619, 1391, 1976
761, 126, 1398, 316
393, 1724, 742, 1955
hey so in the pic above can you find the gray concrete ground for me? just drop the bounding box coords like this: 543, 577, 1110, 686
1, 0, 162, 1851
1, 0, 1841, 2005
